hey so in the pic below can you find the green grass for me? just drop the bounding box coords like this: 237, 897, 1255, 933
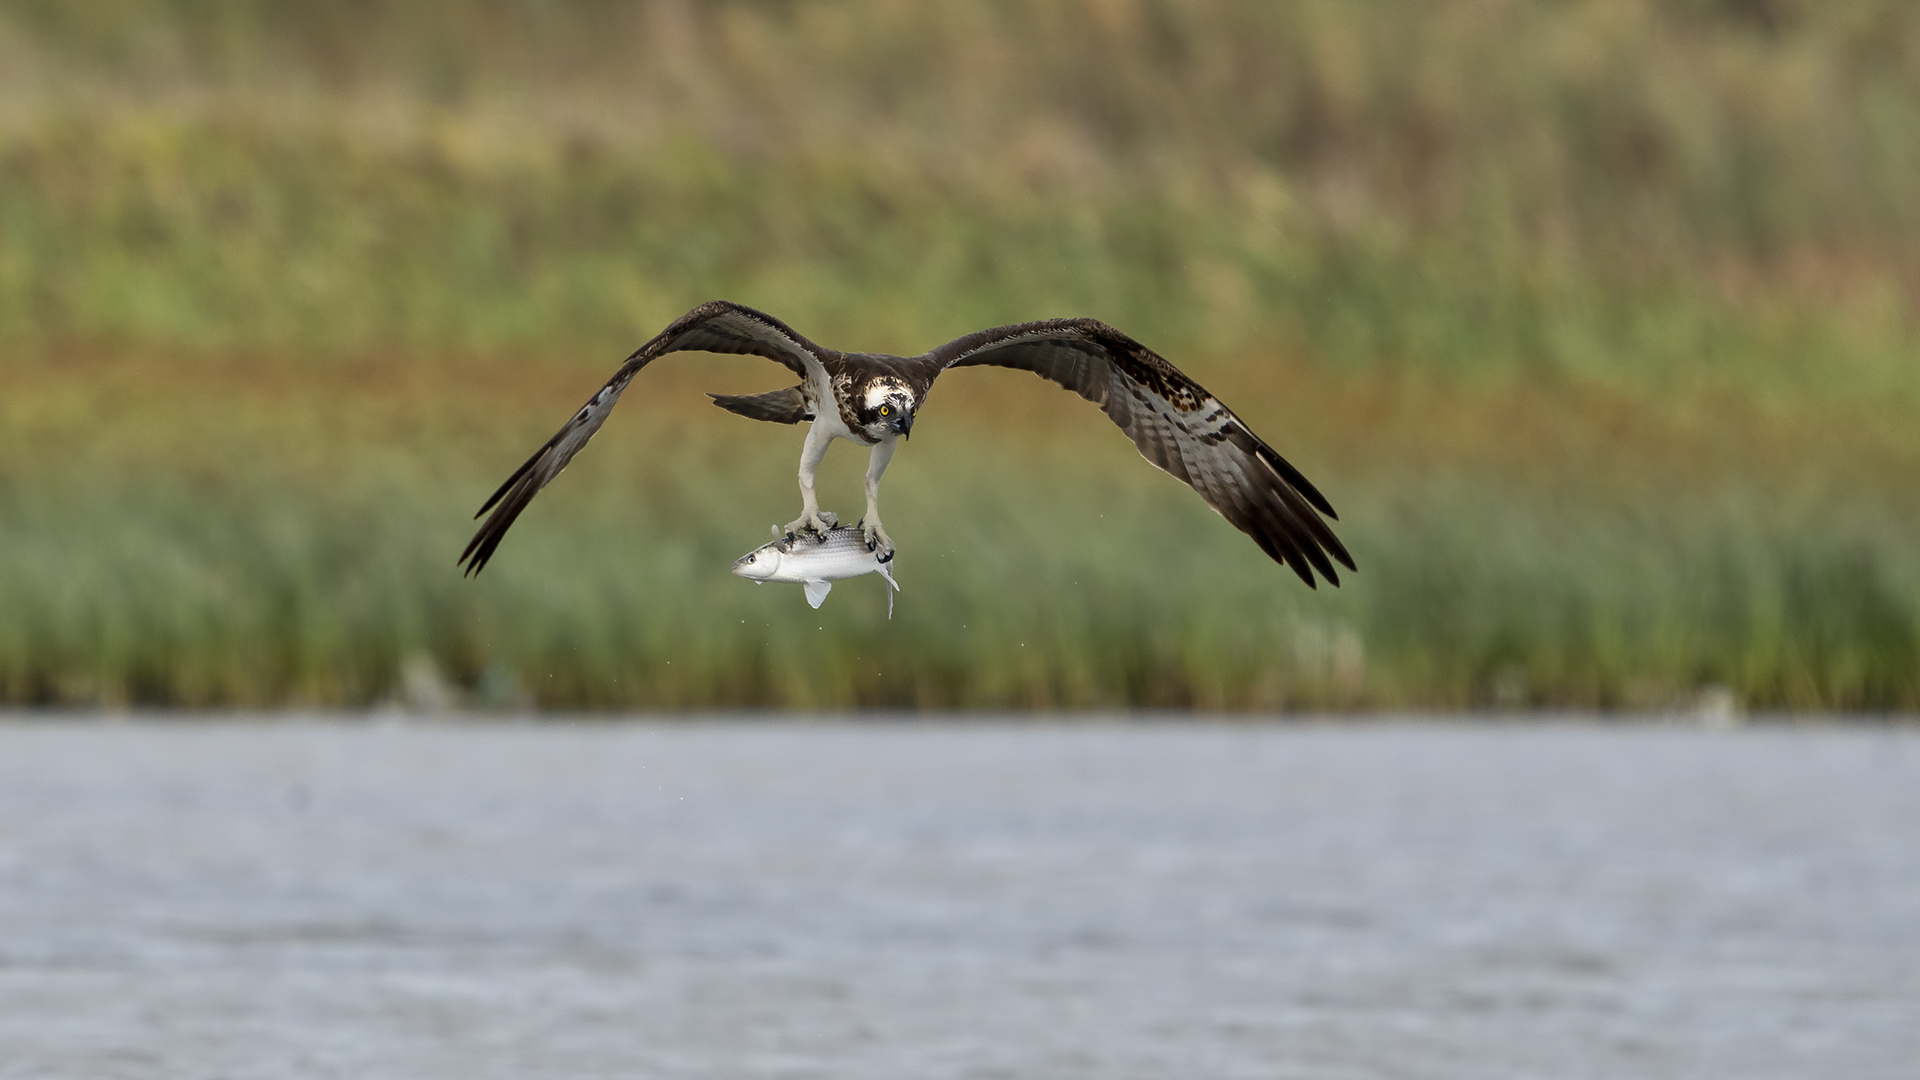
9, 457, 1913, 712
4, 352, 1913, 711
2, 0, 1918, 710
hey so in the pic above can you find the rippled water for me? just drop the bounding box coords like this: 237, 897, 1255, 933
1, 718, 1915, 1079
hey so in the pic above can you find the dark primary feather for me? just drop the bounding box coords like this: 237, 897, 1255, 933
925, 319, 1354, 587
459, 301, 829, 575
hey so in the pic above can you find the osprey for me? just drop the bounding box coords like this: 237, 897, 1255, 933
460, 301, 1354, 587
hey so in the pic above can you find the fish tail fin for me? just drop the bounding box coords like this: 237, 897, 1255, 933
876, 561, 898, 619
803, 579, 832, 608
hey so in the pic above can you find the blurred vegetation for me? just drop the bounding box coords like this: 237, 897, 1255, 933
1, 0, 1917, 710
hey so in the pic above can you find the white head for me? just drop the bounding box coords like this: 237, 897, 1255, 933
855, 377, 917, 442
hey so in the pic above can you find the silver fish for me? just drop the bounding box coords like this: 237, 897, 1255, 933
732, 524, 900, 615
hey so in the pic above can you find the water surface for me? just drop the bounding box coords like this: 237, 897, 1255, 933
1, 718, 1914, 1079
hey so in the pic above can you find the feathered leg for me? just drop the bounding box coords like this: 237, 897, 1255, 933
784, 421, 838, 537
860, 439, 897, 560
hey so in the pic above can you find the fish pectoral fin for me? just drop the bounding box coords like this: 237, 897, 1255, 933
803, 579, 832, 609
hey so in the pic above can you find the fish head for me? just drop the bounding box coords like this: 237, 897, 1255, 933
855, 377, 917, 442
731, 542, 784, 580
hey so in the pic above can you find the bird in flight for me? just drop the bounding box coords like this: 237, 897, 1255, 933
460, 300, 1354, 587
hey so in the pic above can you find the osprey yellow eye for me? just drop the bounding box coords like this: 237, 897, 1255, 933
879, 405, 891, 416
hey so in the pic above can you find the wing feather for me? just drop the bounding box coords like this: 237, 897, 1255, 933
707, 385, 812, 425
928, 320, 1353, 586
459, 301, 830, 575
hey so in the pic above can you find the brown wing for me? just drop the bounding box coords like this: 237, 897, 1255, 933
927, 319, 1354, 587
460, 301, 829, 575
707, 385, 812, 424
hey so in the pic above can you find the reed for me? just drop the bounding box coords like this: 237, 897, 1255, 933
2, 0, 1917, 710
4, 351, 1913, 711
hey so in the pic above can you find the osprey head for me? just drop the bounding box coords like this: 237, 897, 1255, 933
854, 378, 916, 441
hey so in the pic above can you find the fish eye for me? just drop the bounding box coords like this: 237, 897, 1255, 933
747, 555, 756, 562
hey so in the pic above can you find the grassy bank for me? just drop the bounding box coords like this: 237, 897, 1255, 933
2, 1, 1918, 709
5, 349, 1914, 711
6, 1, 1919, 382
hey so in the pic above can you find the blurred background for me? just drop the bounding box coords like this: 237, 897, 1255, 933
2, 0, 1916, 712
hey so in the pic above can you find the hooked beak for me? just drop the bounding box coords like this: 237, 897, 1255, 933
893, 411, 914, 440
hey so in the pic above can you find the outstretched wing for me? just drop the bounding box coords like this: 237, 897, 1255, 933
460, 301, 828, 575
928, 320, 1354, 587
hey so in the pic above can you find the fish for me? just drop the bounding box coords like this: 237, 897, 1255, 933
731, 524, 900, 615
